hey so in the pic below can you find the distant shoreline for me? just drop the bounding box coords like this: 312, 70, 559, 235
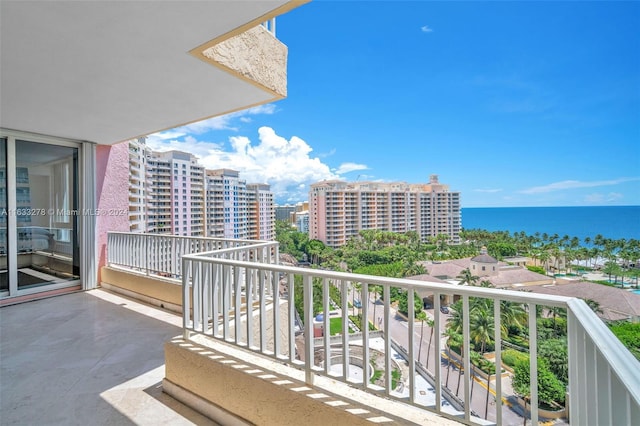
461, 205, 640, 242
462, 205, 640, 209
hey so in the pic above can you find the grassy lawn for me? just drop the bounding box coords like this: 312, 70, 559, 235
348, 314, 375, 331
329, 317, 355, 335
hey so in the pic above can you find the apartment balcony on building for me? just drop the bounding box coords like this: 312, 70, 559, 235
2, 1, 638, 425
5, 232, 636, 425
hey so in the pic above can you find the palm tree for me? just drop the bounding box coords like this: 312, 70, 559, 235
548, 305, 567, 321
406, 230, 421, 252
470, 308, 494, 353
402, 260, 426, 277
370, 284, 382, 327
530, 250, 540, 267
435, 233, 449, 252
456, 268, 479, 286
549, 244, 562, 272
499, 300, 527, 333
306, 239, 325, 265
589, 246, 600, 269
547, 305, 567, 336
603, 261, 620, 283
538, 251, 551, 273
417, 311, 428, 363
425, 317, 436, 369
446, 300, 464, 334
352, 282, 362, 312
442, 328, 462, 388
584, 298, 603, 315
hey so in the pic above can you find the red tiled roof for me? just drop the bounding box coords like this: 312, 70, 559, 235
525, 281, 640, 321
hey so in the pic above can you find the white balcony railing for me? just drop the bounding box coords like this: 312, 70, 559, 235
107, 233, 640, 425
260, 18, 276, 36
107, 232, 278, 279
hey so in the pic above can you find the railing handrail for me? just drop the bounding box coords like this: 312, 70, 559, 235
107, 231, 268, 245
260, 17, 276, 36
182, 253, 572, 307
107, 231, 277, 280
567, 298, 640, 402
182, 239, 640, 424
191, 241, 279, 258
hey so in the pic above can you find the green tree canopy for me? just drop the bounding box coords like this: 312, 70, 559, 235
512, 357, 566, 407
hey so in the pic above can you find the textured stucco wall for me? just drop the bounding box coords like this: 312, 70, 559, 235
164, 337, 460, 426
203, 25, 287, 97
100, 267, 189, 312
96, 142, 130, 282
164, 339, 374, 426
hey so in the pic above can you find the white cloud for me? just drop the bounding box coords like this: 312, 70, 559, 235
519, 177, 640, 194
244, 103, 277, 116
334, 162, 369, 174
474, 188, 503, 193
357, 174, 377, 181
318, 148, 336, 159
421, 25, 433, 33
146, 135, 223, 158
147, 103, 278, 141
583, 192, 624, 204
155, 127, 341, 202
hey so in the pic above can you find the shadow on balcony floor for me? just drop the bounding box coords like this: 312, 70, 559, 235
0, 289, 218, 425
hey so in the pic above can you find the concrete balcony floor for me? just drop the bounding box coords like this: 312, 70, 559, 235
0, 289, 218, 426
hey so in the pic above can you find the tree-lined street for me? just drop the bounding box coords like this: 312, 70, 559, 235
362, 293, 533, 426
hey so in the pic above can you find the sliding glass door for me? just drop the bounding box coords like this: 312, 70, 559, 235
0, 136, 81, 297
0, 138, 7, 293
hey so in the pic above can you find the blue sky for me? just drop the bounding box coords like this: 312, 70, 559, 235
149, 1, 640, 208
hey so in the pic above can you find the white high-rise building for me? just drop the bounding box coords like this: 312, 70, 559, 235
296, 210, 309, 233
128, 138, 147, 233
205, 169, 248, 239
204, 170, 276, 240
130, 155, 275, 240
145, 150, 204, 236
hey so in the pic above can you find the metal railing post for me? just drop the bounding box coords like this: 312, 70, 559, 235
494, 300, 503, 425
182, 256, 190, 340
304, 274, 314, 385
529, 302, 539, 425
145, 233, 150, 276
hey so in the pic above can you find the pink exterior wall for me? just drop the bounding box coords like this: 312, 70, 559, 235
96, 142, 130, 282
312, 196, 327, 242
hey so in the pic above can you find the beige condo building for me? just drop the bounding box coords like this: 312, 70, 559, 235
247, 183, 275, 240
309, 175, 461, 248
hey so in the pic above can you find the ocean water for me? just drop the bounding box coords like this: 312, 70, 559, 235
461, 206, 640, 242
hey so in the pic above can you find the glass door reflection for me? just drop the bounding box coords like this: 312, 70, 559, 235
0, 138, 7, 293
15, 140, 79, 289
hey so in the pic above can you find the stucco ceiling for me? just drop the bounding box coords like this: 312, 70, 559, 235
0, 0, 296, 145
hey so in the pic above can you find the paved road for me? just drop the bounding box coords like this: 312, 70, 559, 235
364, 294, 530, 426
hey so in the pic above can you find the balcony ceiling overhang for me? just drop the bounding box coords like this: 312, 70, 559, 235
0, 0, 304, 145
